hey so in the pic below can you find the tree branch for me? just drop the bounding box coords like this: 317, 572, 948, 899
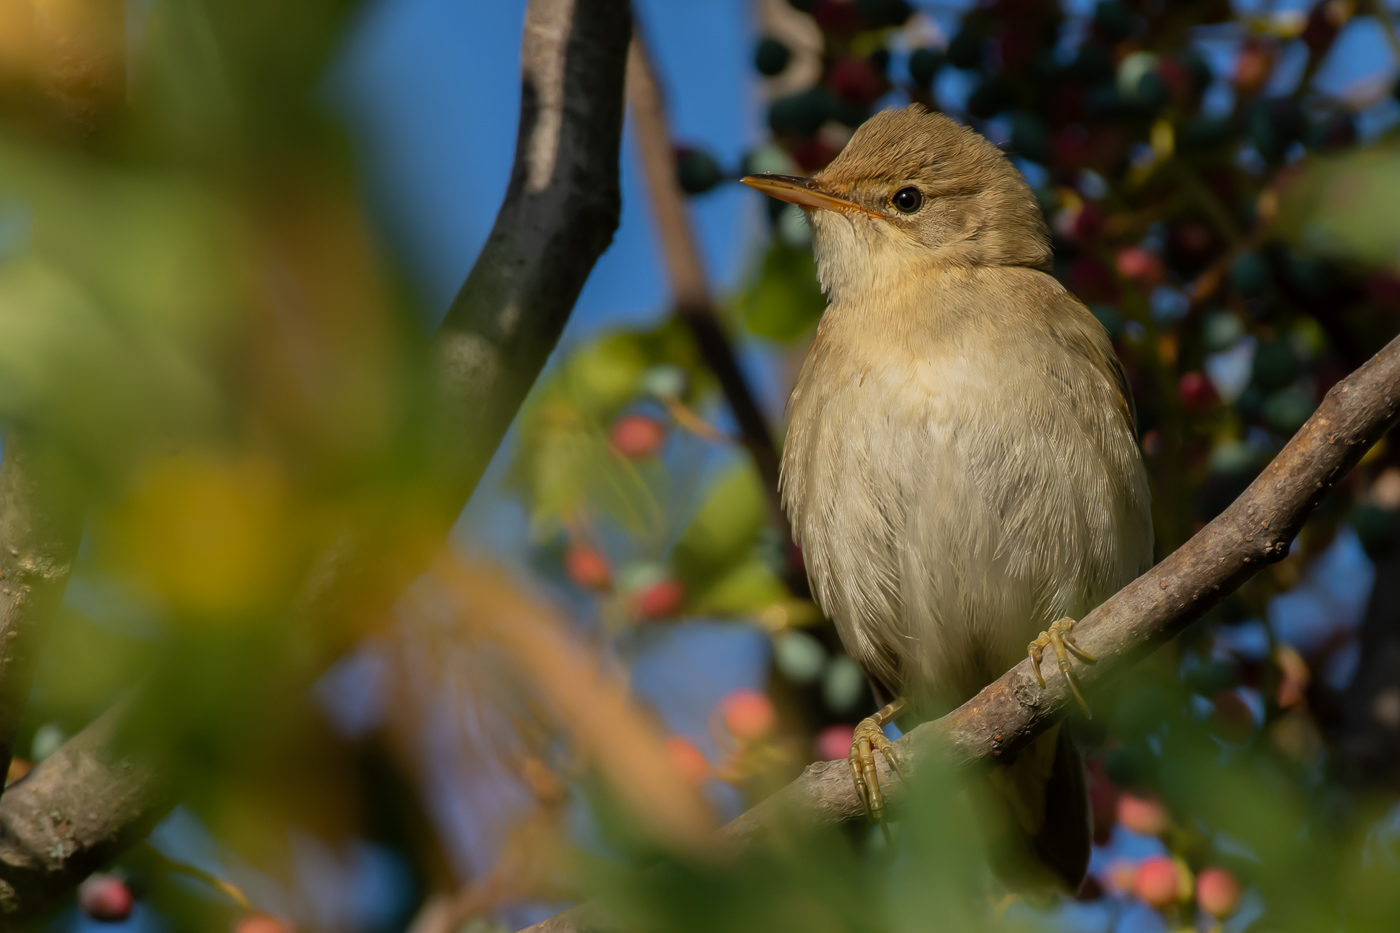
0, 432, 84, 797
626, 33, 785, 524
518, 330, 1400, 933
433, 0, 631, 507
0, 698, 171, 919
0, 0, 633, 920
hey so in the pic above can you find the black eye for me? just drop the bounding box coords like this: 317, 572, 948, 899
891, 187, 923, 213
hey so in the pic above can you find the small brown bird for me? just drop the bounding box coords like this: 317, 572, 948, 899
744, 105, 1152, 893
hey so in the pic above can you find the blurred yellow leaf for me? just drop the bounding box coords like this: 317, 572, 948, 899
108, 451, 301, 621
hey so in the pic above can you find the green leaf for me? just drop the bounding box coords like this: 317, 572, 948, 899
735, 241, 826, 343
673, 463, 767, 590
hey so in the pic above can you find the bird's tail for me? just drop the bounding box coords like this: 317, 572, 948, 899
973, 722, 1091, 898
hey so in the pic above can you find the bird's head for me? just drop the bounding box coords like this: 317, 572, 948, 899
743, 105, 1050, 305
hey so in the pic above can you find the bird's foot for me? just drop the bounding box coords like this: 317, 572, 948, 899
849, 697, 907, 824
1027, 618, 1096, 718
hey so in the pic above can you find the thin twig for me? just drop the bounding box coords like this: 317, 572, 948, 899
626, 33, 787, 528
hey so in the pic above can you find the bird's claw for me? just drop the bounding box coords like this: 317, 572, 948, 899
1027, 617, 1096, 718
849, 698, 907, 824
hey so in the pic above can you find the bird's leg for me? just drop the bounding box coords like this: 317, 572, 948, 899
849, 697, 907, 824
1027, 617, 1096, 717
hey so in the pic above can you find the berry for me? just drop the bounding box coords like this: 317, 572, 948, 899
666, 736, 712, 784
633, 578, 685, 619
675, 148, 723, 195
564, 546, 610, 590
754, 37, 792, 77
1134, 856, 1180, 908
945, 29, 983, 70
1230, 250, 1271, 299
966, 77, 1013, 119
816, 723, 855, 761
1196, 867, 1241, 918
1115, 247, 1165, 287
609, 414, 667, 459
827, 57, 884, 103
908, 48, 943, 87
1178, 371, 1220, 413
236, 915, 293, 933
769, 88, 833, 138
720, 689, 778, 741
855, 0, 911, 28
1117, 793, 1168, 836
78, 874, 134, 923
813, 0, 860, 34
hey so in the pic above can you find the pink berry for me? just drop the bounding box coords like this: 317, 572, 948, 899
816, 723, 856, 761
1178, 371, 1220, 413
609, 414, 667, 459
564, 546, 610, 590
1196, 866, 1241, 918
78, 874, 134, 923
719, 689, 777, 741
1116, 247, 1166, 286
1134, 856, 1180, 908
666, 736, 712, 785
236, 915, 293, 933
633, 578, 685, 619
1117, 793, 1169, 836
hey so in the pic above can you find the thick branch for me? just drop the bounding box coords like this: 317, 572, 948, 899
434, 0, 631, 507
0, 698, 171, 919
0, 0, 632, 920
520, 331, 1400, 933
0, 433, 84, 796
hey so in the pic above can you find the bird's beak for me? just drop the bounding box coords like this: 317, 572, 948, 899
741, 173, 876, 217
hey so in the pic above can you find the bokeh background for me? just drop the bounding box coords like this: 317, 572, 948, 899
6, 0, 1400, 931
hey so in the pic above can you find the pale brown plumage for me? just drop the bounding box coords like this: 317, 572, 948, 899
747, 105, 1153, 894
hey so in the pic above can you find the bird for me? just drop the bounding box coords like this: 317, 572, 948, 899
742, 104, 1153, 895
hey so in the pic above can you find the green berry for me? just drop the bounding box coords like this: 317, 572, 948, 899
676, 148, 723, 195
945, 29, 984, 70
909, 47, 943, 87
754, 37, 791, 77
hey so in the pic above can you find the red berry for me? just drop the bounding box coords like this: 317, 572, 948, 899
1196, 866, 1241, 918
564, 546, 610, 590
666, 736, 712, 785
826, 58, 884, 103
816, 723, 855, 761
1235, 39, 1272, 94
1116, 247, 1165, 287
78, 874, 134, 923
1178, 371, 1220, 413
1134, 856, 1180, 908
609, 414, 667, 459
719, 688, 777, 741
1117, 793, 1168, 836
633, 578, 685, 619
236, 915, 293, 933
813, 0, 860, 35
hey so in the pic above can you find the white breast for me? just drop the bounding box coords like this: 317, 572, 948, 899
781, 271, 1152, 712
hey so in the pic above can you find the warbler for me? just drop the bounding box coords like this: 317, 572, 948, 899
744, 105, 1152, 893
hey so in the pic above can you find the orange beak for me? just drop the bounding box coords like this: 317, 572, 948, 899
740, 173, 877, 217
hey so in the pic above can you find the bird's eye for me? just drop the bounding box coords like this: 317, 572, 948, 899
891, 187, 923, 213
